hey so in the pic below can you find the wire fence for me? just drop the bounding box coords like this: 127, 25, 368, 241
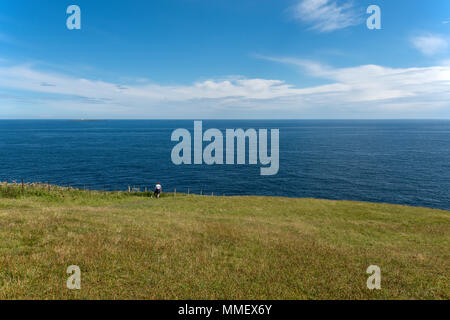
0, 179, 234, 197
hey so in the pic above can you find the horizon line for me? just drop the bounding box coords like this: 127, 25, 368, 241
0, 118, 450, 121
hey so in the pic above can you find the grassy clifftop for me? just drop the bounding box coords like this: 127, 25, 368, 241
0, 184, 448, 299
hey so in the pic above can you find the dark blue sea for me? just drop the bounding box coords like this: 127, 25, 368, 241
0, 120, 449, 210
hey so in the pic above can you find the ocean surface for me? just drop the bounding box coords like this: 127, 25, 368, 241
0, 120, 449, 210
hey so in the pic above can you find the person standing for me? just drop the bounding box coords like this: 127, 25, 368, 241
154, 182, 162, 198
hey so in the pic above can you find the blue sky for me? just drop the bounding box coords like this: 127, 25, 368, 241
0, 0, 449, 118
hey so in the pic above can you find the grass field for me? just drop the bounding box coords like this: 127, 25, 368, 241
0, 183, 448, 299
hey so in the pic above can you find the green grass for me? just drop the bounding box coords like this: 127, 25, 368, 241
0, 183, 448, 299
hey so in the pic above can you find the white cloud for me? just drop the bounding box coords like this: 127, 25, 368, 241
0, 59, 450, 119
292, 0, 362, 32
411, 34, 448, 56
263, 56, 450, 102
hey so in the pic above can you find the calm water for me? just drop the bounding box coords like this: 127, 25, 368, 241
0, 120, 449, 210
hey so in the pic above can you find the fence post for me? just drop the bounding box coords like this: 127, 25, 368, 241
200, 189, 202, 196
211, 192, 213, 196
174, 188, 176, 197
128, 185, 131, 193
187, 188, 190, 195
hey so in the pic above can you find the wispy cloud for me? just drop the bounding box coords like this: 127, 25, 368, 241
260, 55, 450, 101
411, 34, 448, 56
291, 0, 362, 32
0, 58, 450, 119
